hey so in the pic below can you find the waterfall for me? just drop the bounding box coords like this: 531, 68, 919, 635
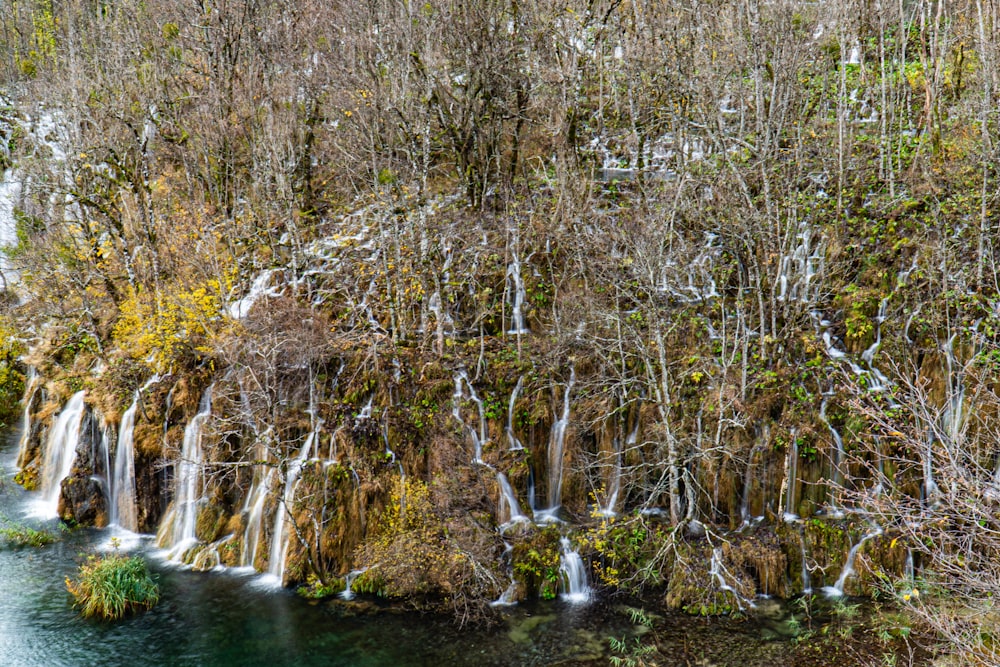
97, 416, 112, 515
161, 386, 213, 560
340, 567, 369, 600
497, 472, 529, 527
739, 424, 768, 529
782, 431, 799, 521
904, 548, 915, 586
558, 537, 591, 603
507, 253, 530, 335
357, 395, 373, 420
452, 370, 486, 464
505, 375, 524, 451
36, 391, 86, 518
268, 424, 320, 583
15, 368, 39, 467
861, 297, 890, 392
815, 313, 864, 375
738, 447, 756, 529
777, 221, 823, 304
228, 268, 281, 319
923, 433, 939, 503
546, 367, 575, 511
870, 435, 886, 497
709, 547, 754, 610
110, 392, 141, 531
601, 417, 634, 517
822, 527, 883, 598
819, 393, 845, 517
940, 334, 966, 448
526, 465, 537, 514
240, 445, 276, 569
491, 580, 518, 607
798, 533, 812, 594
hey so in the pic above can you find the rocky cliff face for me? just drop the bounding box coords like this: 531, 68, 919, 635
16, 293, 954, 614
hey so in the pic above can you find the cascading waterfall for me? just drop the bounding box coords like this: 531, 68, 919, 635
777, 220, 824, 304
940, 333, 966, 448
542, 367, 575, 518
97, 416, 112, 517
738, 446, 756, 529
15, 368, 39, 467
160, 386, 214, 561
822, 527, 883, 598
452, 370, 487, 464
228, 268, 282, 319
506, 252, 530, 335
819, 392, 845, 517
558, 536, 591, 603
36, 391, 86, 518
526, 466, 537, 514
904, 548, 915, 586
600, 417, 635, 517
870, 435, 886, 497
923, 432, 939, 503
357, 395, 373, 420
505, 375, 524, 451
110, 385, 151, 532
268, 422, 320, 583
861, 297, 890, 392
782, 430, 799, 521
240, 436, 276, 569
709, 547, 754, 610
798, 533, 813, 594
739, 424, 768, 529
490, 581, 518, 607
340, 567, 369, 600
497, 472, 529, 527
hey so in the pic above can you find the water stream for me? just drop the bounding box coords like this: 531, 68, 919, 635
505, 375, 524, 451
159, 386, 214, 561
110, 394, 140, 531
268, 423, 320, 583
506, 252, 530, 335
822, 527, 884, 598
540, 366, 574, 519
452, 371, 487, 464
558, 537, 591, 603
35, 390, 86, 518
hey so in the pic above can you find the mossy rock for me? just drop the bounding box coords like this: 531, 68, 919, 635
195, 503, 228, 543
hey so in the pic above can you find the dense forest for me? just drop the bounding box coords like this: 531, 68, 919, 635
3, 0, 1000, 662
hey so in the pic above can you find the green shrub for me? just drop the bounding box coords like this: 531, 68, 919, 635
66, 554, 160, 620
0, 522, 55, 547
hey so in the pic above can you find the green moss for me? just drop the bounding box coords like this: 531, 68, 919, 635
13, 466, 38, 491
195, 504, 227, 543
511, 527, 561, 599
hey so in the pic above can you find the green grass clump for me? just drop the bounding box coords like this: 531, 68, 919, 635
0, 524, 55, 546
66, 554, 160, 620
0, 514, 56, 547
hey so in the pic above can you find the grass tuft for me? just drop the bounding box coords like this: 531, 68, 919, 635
66, 553, 160, 620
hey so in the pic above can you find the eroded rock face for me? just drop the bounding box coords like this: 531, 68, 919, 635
15, 384, 47, 469
58, 475, 108, 526
58, 408, 109, 527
